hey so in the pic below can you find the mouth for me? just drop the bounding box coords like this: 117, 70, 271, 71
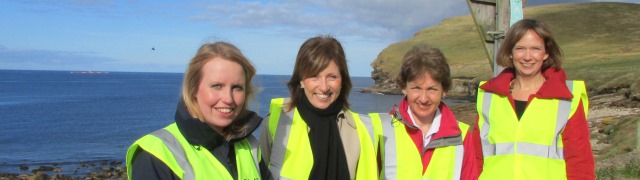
520, 62, 534, 67
415, 101, 433, 109
215, 107, 234, 114
315, 93, 331, 100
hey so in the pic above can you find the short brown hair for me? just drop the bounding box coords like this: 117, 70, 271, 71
181, 42, 256, 139
497, 19, 562, 70
397, 44, 451, 92
286, 35, 352, 111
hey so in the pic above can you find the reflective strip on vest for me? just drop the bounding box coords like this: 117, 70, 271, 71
246, 135, 261, 174
360, 113, 377, 151
379, 113, 399, 178
477, 80, 586, 179
151, 128, 195, 180
269, 102, 296, 179
375, 113, 467, 180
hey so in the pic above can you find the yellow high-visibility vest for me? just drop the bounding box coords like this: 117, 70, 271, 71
369, 112, 469, 180
477, 80, 588, 180
266, 98, 377, 179
126, 123, 261, 180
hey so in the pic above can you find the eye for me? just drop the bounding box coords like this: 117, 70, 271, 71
533, 47, 545, 52
210, 84, 222, 89
328, 75, 339, 80
233, 85, 245, 92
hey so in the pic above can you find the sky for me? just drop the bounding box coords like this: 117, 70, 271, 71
1, 0, 638, 76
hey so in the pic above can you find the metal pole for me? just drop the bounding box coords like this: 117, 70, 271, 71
493, 0, 509, 77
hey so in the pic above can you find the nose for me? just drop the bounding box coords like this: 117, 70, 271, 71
318, 78, 329, 92
523, 50, 534, 61
221, 88, 234, 104
419, 90, 430, 103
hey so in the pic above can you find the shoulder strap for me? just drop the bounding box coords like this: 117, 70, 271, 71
245, 135, 260, 172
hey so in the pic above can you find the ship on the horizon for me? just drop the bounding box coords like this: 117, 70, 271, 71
70, 71, 110, 74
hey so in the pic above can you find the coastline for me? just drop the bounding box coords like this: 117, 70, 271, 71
0, 160, 126, 179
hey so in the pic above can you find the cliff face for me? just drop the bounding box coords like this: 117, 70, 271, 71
367, 67, 401, 94
365, 2, 640, 99
366, 67, 478, 97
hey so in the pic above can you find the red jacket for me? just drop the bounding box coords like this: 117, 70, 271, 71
472, 68, 595, 180
391, 98, 478, 180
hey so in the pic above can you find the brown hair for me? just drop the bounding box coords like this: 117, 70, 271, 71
286, 35, 352, 111
397, 44, 451, 92
181, 42, 256, 140
496, 19, 562, 70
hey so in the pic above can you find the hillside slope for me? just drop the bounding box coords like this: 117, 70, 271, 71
368, 2, 640, 96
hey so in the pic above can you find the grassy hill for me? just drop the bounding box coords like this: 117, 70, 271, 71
369, 2, 640, 95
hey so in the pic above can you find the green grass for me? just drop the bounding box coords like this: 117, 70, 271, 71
595, 117, 638, 160
371, 2, 640, 94
594, 116, 639, 179
596, 159, 640, 180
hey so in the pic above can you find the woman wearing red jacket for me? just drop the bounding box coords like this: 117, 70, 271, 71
472, 19, 594, 179
370, 44, 478, 179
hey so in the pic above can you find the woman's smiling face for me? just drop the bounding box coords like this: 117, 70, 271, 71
402, 72, 444, 122
300, 61, 342, 110
195, 57, 246, 133
512, 29, 549, 77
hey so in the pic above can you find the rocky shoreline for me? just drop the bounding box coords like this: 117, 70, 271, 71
2, 93, 637, 179
0, 160, 126, 179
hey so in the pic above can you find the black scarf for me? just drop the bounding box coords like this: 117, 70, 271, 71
297, 95, 350, 180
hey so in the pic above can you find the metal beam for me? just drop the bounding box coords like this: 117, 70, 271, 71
467, 0, 525, 76
470, 0, 497, 4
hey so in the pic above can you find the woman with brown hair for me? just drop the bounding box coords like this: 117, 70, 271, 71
472, 19, 594, 179
259, 35, 377, 180
369, 44, 478, 179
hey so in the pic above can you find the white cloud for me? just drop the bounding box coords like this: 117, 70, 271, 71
193, 0, 467, 42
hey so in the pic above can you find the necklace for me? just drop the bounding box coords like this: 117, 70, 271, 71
509, 79, 515, 94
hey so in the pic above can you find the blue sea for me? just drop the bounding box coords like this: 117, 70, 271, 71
0, 69, 465, 175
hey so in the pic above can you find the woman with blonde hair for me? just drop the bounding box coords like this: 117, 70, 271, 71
127, 42, 271, 179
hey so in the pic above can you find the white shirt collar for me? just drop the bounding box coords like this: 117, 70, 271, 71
408, 107, 442, 148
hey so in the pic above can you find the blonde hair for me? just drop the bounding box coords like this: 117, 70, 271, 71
181, 42, 256, 140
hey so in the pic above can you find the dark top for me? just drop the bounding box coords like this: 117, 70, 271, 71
130, 100, 271, 180
514, 100, 527, 120
296, 95, 350, 180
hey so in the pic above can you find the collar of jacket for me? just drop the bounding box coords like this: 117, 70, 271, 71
390, 98, 462, 149
173, 99, 263, 150
338, 109, 357, 129
479, 67, 573, 99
